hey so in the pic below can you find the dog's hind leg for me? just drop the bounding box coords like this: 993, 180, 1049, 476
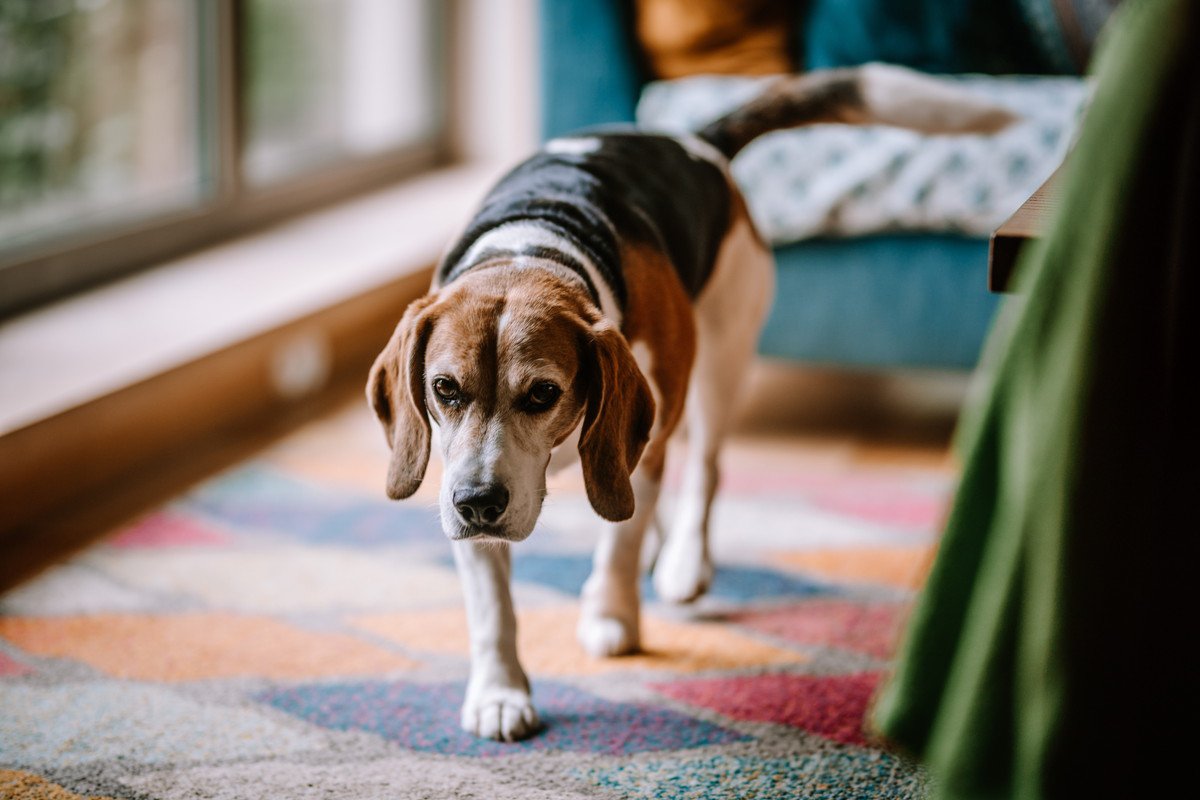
653, 211, 774, 604
453, 540, 539, 741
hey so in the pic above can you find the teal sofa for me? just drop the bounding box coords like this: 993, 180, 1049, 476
539, 0, 1095, 370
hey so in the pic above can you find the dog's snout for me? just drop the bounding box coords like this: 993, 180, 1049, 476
453, 484, 510, 525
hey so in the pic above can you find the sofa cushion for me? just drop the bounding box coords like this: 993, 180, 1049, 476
762, 235, 998, 369
802, 0, 1121, 76
633, 0, 798, 79
637, 72, 1089, 245
540, 0, 646, 140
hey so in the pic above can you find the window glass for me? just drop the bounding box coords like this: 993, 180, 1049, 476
0, 0, 204, 250
242, 0, 440, 185
0, 0, 445, 316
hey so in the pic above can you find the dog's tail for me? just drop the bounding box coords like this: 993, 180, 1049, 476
696, 63, 1019, 160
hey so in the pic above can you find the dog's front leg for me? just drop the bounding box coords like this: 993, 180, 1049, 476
577, 467, 662, 657
452, 540, 539, 741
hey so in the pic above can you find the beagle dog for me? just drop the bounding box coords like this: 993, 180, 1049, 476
368, 65, 1015, 742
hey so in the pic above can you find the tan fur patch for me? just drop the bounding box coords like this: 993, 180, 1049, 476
618, 241, 698, 479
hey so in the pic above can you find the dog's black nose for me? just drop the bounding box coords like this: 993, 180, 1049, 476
453, 484, 509, 525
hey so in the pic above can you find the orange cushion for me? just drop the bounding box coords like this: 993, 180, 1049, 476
635, 0, 797, 79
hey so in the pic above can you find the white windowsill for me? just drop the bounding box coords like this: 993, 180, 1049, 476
0, 161, 507, 438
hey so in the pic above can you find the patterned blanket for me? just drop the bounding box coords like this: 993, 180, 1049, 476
638, 72, 1089, 243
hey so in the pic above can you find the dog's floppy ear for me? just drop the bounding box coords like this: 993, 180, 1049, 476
578, 321, 656, 521
367, 294, 438, 500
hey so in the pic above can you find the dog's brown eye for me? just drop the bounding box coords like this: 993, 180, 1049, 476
432, 377, 460, 404
524, 381, 561, 412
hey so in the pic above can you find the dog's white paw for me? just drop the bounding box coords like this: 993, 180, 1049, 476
653, 538, 713, 604
461, 686, 540, 742
577, 613, 639, 657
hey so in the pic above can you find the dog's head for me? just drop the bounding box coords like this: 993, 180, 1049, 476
367, 267, 655, 542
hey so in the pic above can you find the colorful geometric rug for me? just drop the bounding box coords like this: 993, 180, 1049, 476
0, 401, 952, 799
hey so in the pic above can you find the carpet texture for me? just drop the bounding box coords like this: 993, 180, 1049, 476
0, 404, 951, 799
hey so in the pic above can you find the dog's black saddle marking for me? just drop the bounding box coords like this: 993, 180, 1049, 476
438, 131, 732, 311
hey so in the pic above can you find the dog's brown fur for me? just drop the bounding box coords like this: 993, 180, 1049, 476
615, 241, 697, 481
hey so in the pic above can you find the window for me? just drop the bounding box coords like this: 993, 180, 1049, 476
243, 0, 440, 185
0, 0, 447, 317
0, 1, 204, 254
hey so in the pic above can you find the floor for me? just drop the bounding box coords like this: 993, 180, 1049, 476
0, 361, 964, 799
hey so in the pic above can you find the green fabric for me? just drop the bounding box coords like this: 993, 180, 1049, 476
871, 1, 1199, 797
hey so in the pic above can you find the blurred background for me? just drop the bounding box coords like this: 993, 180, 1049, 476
0, 0, 537, 315
0, 0, 206, 252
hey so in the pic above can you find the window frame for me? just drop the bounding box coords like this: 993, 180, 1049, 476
0, 0, 452, 319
